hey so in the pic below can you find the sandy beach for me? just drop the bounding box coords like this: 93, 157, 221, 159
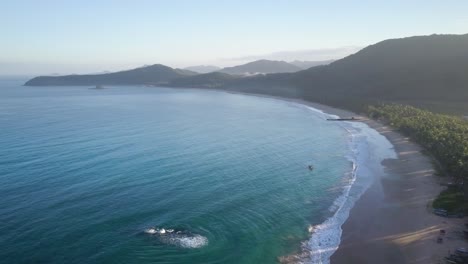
314, 109, 468, 264
274, 97, 467, 264
204, 90, 468, 263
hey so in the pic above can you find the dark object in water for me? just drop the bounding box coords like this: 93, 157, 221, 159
308, 165, 314, 171
89, 85, 105, 89
437, 237, 443, 243
326, 117, 360, 121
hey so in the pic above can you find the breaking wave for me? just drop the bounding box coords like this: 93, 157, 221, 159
143, 227, 208, 249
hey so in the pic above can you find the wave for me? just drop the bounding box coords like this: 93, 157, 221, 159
280, 104, 396, 264
159, 233, 208, 249
144, 227, 209, 249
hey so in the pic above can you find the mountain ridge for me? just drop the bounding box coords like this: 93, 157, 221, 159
184, 65, 221, 74
289, 60, 335, 69
24, 34, 468, 114
218, 60, 302, 75
25, 64, 196, 86
178, 34, 468, 113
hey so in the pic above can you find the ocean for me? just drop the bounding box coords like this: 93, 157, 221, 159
0, 79, 395, 264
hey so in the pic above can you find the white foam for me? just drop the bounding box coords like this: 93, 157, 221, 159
144, 227, 209, 249
302, 105, 340, 120
172, 234, 209, 248
144, 228, 157, 234
283, 104, 397, 264
158, 233, 209, 249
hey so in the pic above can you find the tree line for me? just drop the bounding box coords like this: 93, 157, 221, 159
368, 104, 468, 193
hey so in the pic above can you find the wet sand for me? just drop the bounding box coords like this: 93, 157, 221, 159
328, 118, 467, 264
278, 99, 467, 264
206, 90, 468, 263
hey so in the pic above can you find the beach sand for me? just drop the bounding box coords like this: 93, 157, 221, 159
284, 99, 467, 264
313, 109, 468, 264
219, 91, 468, 263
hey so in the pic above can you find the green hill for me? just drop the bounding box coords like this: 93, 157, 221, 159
25, 64, 196, 86
190, 34, 468, 114
168, 72, 240, 88
24, 34, 468, 114
291, 34, 468, 112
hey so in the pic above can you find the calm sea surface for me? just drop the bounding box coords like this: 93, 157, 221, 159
0, 80, 353, 264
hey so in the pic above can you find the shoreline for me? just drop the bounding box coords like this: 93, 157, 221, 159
210, 90, 468, 263
329, 118, 467, 264
254, 95, 398, 263
288, 98, 467, 263
39, 84, 466, 263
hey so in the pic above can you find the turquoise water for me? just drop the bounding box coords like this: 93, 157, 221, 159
0, 80, 353, 264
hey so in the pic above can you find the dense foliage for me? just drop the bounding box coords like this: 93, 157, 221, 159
368, 104, 468, 192
432, 188, 468, 214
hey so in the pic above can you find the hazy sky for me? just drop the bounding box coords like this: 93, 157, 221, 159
1, 0, 467, 75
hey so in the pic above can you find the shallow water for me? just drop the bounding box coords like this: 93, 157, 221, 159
0, 80, 360, 264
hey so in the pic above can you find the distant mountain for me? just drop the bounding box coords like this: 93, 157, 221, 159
289, 34, 468, 112
25, 34, 468, 114
184, 65, 221, 74
25, 64, 196, 86
289, 60, 334, 69
218, 60, 302, 75
172, 34, 468, 114
169, 72, 240, 88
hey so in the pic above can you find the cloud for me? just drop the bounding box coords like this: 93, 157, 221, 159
221, 46, 363, 64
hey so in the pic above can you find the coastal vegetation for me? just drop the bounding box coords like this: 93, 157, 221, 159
25, 34, 468, 115
21, 33, 468, 213
368, 104, 468, 213
432, 188, 468, 214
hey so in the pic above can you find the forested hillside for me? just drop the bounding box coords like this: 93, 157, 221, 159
368, 104, 468, 212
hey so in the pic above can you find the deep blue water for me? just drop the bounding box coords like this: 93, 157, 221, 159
0, 80, 353, 264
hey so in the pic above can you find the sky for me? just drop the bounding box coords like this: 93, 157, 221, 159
1, 0, 467, 75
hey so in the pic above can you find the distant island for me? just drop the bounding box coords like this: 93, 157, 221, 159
17, 33, 468, 264
25, 34, 468, 114
25, 64, 196, 86
89, 85, 106, 89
